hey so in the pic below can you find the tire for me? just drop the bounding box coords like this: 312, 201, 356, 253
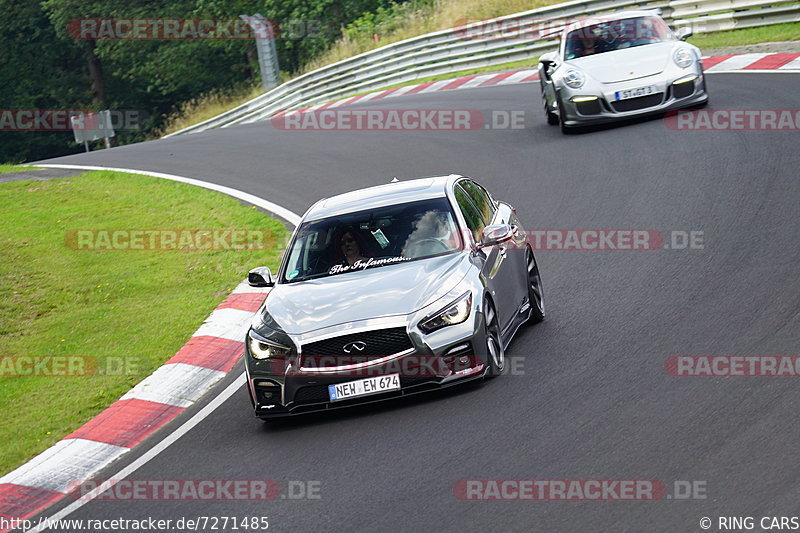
484, 299, 505, 378
557, 97, 569, 134
526, 249, 545, 324
544, 94, 559, 125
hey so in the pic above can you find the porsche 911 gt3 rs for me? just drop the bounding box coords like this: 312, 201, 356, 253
538, 10, 709, 132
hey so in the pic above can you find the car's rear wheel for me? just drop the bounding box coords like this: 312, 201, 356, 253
526, 249, 545, 324
484, 299, 505, 378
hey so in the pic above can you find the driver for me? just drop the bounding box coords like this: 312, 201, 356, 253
580, 37, 598, 56
336, 227, 370, 266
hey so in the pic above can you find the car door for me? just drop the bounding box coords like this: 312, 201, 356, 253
454, 180, 520, 335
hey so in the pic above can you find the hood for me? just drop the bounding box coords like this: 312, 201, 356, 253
264, 253, 471, 334
568, 42, 676, 83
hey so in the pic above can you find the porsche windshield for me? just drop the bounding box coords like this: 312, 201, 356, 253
565, 16, 672, 60
282, 197, 462, 282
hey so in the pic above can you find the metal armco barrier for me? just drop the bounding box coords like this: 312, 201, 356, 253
164, 0, 799, 136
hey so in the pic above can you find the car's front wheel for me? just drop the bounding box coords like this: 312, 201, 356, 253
544, 94, 558, 125
526, 249, 545, 324
557, 97, 572, 134
484, 299, 505, 378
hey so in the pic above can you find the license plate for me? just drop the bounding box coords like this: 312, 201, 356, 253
615, 85, 656, 101
328, 373, 401, 402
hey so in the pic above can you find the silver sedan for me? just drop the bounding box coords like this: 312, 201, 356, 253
538, 10, 709, 132
243, 175, 545, 419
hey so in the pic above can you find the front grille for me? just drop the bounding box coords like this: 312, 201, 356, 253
611, 93, 664, 113
301, 327, 413, 367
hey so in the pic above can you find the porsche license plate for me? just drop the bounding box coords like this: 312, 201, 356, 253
328, 373, 400, 401
615, 85, 656, 101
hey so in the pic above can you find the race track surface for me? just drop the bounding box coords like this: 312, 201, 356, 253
34, 73, 800, 532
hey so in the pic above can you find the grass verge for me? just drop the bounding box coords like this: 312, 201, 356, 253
156, 84, 263, 137
0, 165, 38, 174
0, 171, 288, 475
688, 22, 800, 50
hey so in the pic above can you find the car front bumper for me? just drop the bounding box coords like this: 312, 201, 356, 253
557, 71, 708, 128
245, 306, 490, 419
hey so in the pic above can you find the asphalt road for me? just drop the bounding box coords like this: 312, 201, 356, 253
34, 73, 800, 532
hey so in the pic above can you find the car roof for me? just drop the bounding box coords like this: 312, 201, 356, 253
563, 10, 663, 34
302, 174, 462, 221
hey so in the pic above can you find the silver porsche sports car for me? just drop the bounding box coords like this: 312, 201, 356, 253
538, 10, 709, 132
243, 175, 545, 419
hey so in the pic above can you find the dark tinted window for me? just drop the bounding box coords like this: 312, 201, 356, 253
565, 16, 672, 59
459, 180, 495, 223
455, 185, 486, 242
282, 197, 461, 282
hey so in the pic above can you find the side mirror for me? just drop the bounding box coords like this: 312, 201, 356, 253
676, 27, 693, 41
539, 51, 557, 68
248, 266, 274, 287
480, 224, 514, 247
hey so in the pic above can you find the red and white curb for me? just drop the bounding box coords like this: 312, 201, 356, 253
2, 165, 300, 533
701, 52, 800, 72
0, 281, 268, 530
275, 53, 800, 119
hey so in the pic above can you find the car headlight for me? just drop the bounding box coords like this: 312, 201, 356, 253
419, 292, 472, 334
674, 48, 693, 68
248, 330, 292, 359
563, 69, 585, 89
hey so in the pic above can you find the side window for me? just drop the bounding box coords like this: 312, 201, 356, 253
460, 180, 496, 223
455, 185, 485, 243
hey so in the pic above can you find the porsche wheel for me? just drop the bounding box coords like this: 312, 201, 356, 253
557, 97, 572, 134
544, 95, 559, 125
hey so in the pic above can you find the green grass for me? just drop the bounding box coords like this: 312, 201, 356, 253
688, 21, 800, 50
0, 171, 289, 475
0, 164, 38, 174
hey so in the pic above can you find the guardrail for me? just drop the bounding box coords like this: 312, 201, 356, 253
164, 0, 799, 136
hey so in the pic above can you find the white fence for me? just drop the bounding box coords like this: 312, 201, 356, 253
165, 0, 798, 136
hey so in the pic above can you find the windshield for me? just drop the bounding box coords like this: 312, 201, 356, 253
564, 16, 672, 60
281, 197, 462, 282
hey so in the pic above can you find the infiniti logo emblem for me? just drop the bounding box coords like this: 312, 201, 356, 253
343, 341, 367, 353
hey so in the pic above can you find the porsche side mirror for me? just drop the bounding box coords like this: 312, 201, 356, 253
248, 266, 274, 287
539, 51, 558, 68
676, 27, 693, 41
